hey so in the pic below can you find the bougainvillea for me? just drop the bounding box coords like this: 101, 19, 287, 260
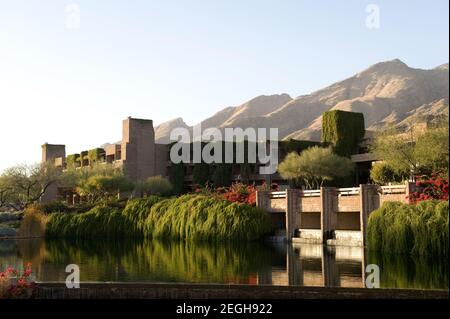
193, 182, 279, 206
408, 174, 449, 204
0, 263, 34, 299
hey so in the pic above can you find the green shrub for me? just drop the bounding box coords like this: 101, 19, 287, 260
18, 207, 48, 238
367, 200, 449, 256
278, 147, 354, 189
279, 139, 323, 154
76, 174, 135, 203
212, 164, 232, 187
88, 148, 106, 163
122, 196, 162, 234
45, 195, 271, 241
35, 201, 71, 214
46, 205, 128, 239
170, 163, 185, 195
66, 154, 80, 168
144, 194, 272, 241
370, 162, 408, 185
193, 163, 210, 187
321, 110, 365, 157
141, 176, 173, 196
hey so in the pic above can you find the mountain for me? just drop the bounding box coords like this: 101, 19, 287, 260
154, 59, 449, 143
154, 117, 190, 144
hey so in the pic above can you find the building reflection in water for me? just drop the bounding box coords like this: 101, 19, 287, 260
257, 243, 365, 288
2, 239, 447, 290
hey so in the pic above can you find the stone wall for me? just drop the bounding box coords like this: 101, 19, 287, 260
32, 282, 448, 299
257, 182, 412, 246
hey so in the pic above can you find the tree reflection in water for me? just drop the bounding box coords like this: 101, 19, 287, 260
0, 239, 447, 290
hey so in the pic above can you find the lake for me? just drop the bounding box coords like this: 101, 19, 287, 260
0, 238, 448, 290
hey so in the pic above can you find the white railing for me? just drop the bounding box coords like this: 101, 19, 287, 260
380, 184, 406, 194
337, 187, 360, 196
301, 190, 321, 197
270, 191, 287, 198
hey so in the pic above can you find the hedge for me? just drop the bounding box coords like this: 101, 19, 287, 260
321, 110, 365, 157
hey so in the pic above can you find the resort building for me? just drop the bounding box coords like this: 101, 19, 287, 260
41, 112, 391, 202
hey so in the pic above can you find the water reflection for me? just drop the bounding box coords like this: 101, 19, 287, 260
0, 239, 447, 290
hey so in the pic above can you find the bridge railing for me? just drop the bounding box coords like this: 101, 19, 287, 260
337, 187, 360, 196
270, 191, 287, 199
268, 189, 322, 198
300, 190, 321, 197
380, 184, 407, 194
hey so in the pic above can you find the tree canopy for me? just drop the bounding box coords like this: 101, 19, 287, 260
278, 146, 354, 189
0, 163, 60, 209
370, 119, 449, 180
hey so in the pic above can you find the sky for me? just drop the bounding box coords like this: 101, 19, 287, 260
0, 0, 448, 171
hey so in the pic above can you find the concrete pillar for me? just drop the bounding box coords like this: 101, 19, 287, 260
40, 144, 66, 204
257, 270, 272, 285
42, 143, 66, 164
121, 117, 156, 182
287, 245, 297, 285
255, 190, 270, 211
286, 189, 300, 240
320, 187, 336, 241
359, 184, 378, 247
322, 246, 337, 287
405, 180, 415, 204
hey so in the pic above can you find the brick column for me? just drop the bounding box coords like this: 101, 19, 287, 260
286, 189, 300, 240
359, 184, 378, 247
255, 191, 270, 211
405, 180, 415, 204
321, 187, 336, 242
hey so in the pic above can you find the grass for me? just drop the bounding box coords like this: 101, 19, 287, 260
44, 194, 272, 241
367, 200, 449, 256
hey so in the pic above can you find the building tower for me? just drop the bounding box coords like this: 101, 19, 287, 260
121, 117, 156, 182
41, 143, 66, 203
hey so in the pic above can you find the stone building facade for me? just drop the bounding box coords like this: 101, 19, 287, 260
41, 115, 385, 203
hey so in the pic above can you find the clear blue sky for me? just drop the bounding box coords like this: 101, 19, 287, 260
0, 0, 448, 171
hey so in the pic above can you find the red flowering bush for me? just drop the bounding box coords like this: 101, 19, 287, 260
0, 263, 34, 299
408, 174, 449, 204
215, 182, 279, 206
192, 182, 279, 206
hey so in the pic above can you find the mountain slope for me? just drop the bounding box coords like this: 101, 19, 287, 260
154, 117, 190, 144
155, 94, 292, 142
154, 59, 449, 143
284, 59, 449, 140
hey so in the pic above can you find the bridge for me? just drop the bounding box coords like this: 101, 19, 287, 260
256, 182, 415, 246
